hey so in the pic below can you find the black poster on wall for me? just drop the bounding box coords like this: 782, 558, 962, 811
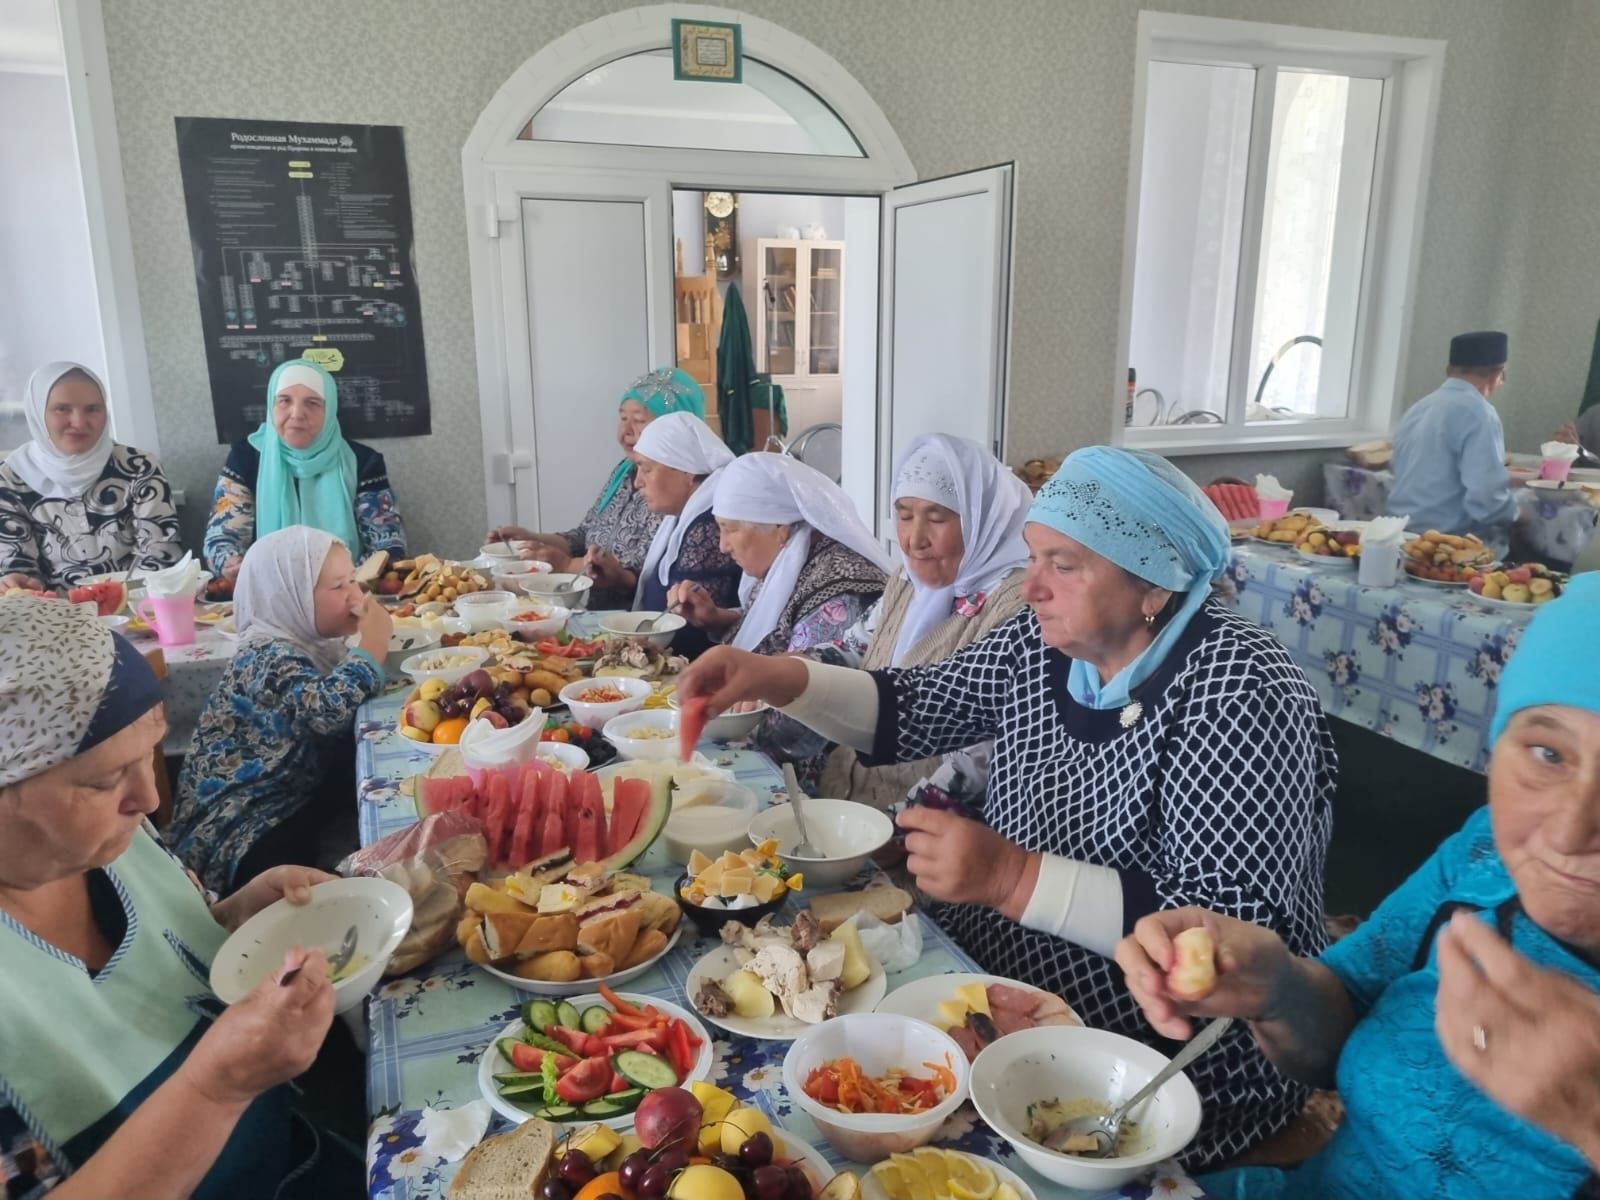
175, 116, 432, 443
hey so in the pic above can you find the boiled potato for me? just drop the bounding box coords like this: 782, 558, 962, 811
723, 969, 776, 1019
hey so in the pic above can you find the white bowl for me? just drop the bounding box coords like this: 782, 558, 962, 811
375, 627, 440, 678
480, 542, 519, 559
783, 1013, 970, 1162
209, 876, 413, 1014
399, 645, 491, 686
533, 740, 590, 773
559, 675, 652, 729
602, 709, 681, 760
598, 611, 686, 649
969, 1025, 1202, 1189
661, 780, 760, 865
101, 613, 132, 633
747, 798, 895, 887
452, 589, 517, 632
670, 693, 771, 741
505, 601, 571, 639
519, 573, 593, 611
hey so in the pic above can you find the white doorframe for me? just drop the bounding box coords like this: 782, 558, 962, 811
56, 0, 160, 456
462, 4, 915, 529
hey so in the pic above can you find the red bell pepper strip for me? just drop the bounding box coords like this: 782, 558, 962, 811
598, 983, 640, 1016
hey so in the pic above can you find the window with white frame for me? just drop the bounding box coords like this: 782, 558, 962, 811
1120, 14, 1443, 449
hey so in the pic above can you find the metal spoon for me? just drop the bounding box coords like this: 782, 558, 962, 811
1045, 1016, 1234, 1158
780, 763, 819, 857
283, 924, 359, 987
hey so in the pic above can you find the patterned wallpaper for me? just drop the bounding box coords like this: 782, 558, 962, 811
99, 0, 1597, 554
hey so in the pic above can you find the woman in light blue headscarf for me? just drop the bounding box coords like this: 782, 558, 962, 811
674, 445, 1338, 1167
486, 367, 705, 609
203, 359, 407, 584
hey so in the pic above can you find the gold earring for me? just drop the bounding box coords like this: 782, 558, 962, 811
1144, 612, 1156, 626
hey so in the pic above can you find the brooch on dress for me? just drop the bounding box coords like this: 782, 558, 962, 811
1119, 701, 1144, 729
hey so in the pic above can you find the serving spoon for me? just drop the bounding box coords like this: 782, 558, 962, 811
780, 762, 819, 857
1045, 1016, 1234, 1158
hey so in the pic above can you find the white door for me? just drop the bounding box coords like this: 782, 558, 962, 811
877, 164, 1016, 522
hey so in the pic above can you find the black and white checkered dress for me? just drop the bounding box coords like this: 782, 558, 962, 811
862, 599, 1337, 1168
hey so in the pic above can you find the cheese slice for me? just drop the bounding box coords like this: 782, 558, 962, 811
721, 868, 755, 895
687, 850, 713, 875
954, 982, 991, 1015
537, 884, 581, 914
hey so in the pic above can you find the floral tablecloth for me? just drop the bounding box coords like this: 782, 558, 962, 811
355, 616, 1209, 1200
1225, 543, 1534, 772
124, 625, 235, 754
1321, 461, 1600, 564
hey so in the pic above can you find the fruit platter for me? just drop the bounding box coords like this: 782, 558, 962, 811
397, 655, 586, 745
1295, 527, 1361, 565
1465, 562, 1565, 609
1402, 530, 1495, 584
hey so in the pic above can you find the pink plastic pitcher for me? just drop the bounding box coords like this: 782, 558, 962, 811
135, 592, 197, 647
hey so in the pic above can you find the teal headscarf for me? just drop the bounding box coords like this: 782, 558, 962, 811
246, 359, 359, 550
1489, 572, 1600, 743
596, 367, 707, 513
1028, 446, 1230, 710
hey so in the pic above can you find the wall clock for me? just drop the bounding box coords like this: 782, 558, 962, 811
704, 191, 739, 278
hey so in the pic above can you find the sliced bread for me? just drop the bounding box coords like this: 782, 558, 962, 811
449, 1118, 554, 1200
809, 886, 914, 934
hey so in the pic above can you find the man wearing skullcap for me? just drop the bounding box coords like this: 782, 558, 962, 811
1387, 331, 1516, 554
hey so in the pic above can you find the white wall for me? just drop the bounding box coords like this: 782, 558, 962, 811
0, 69, 105, 451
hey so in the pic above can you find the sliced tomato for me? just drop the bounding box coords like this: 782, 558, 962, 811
609, 1071, 630, 1094
548, 1025, 591, 1056
509, 1042, 575, 1074
554, 1055, 614, 1104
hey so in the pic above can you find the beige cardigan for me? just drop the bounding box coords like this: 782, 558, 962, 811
814, 568, 1026, 810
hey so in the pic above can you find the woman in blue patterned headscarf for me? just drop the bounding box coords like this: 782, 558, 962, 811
485, 367, 705, 609
674, 445, 1337, 1167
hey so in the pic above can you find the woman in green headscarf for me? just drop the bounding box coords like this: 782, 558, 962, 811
203, 359, 408, 582
487, 367, 705, 610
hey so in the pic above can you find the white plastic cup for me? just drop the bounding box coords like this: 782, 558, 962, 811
1257, 495, 1291, 520
1359, 540, 1402, 587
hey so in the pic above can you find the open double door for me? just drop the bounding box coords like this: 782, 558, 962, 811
488, 163, 1015, 536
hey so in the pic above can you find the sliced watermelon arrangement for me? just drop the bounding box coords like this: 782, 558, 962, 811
420, 762, 668, 873
67, 580, 128, 616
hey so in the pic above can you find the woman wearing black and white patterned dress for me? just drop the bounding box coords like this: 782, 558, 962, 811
677, 446, 1337, 1169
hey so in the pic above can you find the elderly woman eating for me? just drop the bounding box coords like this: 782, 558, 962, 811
677, 446, 1336, 1164
678, 451, 889, 784
812, 433, 1032, 810
204, 358, 407, 582
0, 597, 353, 1197
629, 411, 740, 659
486, 367, 704, 609
0, 362, 181, 590
1118, 574, 1600, 1199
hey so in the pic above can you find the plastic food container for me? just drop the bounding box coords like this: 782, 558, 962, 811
559, 676, 651, 729
603, 709, 681, 761
783, 1013, 970, 1162
399, 646, 491, 686
452, 590, 517, 631
660, 780, 760, 865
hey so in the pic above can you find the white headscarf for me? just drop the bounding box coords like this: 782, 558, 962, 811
235, 525, 351, 673
8, 362, 115, 499
712, 453, 890, 652
888, 434, 1033, 664
632, 412, 736, 604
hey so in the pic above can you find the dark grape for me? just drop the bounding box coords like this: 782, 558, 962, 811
638, 1162, 673, 1200
739, 1132, 774, 1169
538, 1179, 574, 1200
752, 1165, 789, 1200
619, 1150, 651, 1191
784, 1166, 813, 1200
559, 1150, 598, 1188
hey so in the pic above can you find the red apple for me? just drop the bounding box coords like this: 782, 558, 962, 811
635, 1087, 702, 1154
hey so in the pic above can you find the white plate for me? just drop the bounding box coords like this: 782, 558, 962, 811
1248, 537, 1296, 549
874, 972, 1080, 1033
684, 944, 888, 1041
1294, 548, 1356, 569
477, 994, 715, 1129
479, 922, 683, 995
861, 1150, 1039, 1200
1465, 591, 1553, 614
1402, 570, 1471, 588
1526, 478, 1600, 492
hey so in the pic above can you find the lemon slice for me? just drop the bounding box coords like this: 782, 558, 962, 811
908, 1148, 952, 1193
885, 1155, 938, 1200
942, 1151, 996, 1200
992, 1185, 1022, 1200
868, 1162, 913, 1200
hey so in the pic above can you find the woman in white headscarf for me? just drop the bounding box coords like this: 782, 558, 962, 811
0, 361, 181, 590
677, 452, 889, 783
812, 434, 1033, 810
629, 411, 741, 659
170, 526, 393, 893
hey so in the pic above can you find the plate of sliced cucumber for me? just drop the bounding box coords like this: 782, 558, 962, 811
478, 991, 715, 1128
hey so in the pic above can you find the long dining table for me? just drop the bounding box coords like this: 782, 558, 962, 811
353, 613, 1213, 1200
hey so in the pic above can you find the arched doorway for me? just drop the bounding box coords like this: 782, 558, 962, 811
464, 5, 1014, 535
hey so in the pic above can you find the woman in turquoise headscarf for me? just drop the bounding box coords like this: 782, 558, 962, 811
674, 446, 1337, 1167
487, 366, 705, 610
203, 359, 407, 582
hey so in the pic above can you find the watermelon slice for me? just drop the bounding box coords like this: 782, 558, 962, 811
569, 771, 607, 865
67, 580, 127, 617
538, 771, 569, 859
482, 773, 516, 866
508, 766, 545, 868
607, 776, 651, 856
419, 776, 451, 816
678, 695, 709, 761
